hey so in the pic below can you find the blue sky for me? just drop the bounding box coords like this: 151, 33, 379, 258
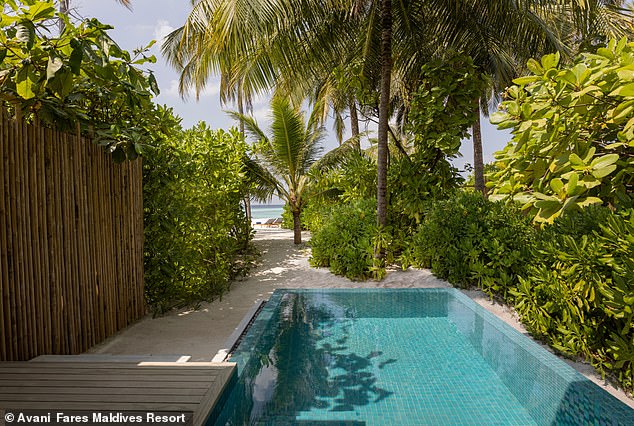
75, 0, 512, 171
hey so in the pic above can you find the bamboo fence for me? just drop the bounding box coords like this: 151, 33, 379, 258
0, 109, 145, 361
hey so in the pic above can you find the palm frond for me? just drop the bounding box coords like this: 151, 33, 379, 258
267, 97, 309, 182
311, 133, 365, 171
226, 110, 268, 143
242, 155, 287, 202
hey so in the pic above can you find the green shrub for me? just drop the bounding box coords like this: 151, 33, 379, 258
0, 2, 163, 160
309, 199, 378, 280
512, 207, 634, 392
281, 201, 333, 232
490, 39, 634, 222
143, 124, 252, 313
410, 191, 536, 298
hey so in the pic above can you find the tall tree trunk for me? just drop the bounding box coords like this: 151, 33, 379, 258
349, 97, 360, 150
238, 86, 251, 223
58, 0, 69, 33
376, 0, 392, 235
237, 85, 245, 136
292, 210, 302, 244
472, 99, 486, 196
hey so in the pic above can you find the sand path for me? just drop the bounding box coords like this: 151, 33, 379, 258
90, 228, 455, 360
90, 228, 632, 407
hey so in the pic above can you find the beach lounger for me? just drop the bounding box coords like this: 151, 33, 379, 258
263, 218, 275, 227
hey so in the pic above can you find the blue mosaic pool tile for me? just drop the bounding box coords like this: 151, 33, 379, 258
212, 289, 634, 426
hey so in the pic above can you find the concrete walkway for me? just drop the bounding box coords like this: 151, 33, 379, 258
89, 228, 633, 408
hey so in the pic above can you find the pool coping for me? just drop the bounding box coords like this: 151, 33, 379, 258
211, 299, 266, 363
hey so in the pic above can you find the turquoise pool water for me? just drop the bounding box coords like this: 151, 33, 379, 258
211, 289, 634, 425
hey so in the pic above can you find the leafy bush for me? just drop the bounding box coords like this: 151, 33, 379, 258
309, 199, 379, 280
512, 207, 634, 392
0, 1, 162, 160
409, 191, 536, 298
143, 124, 252, 313
281, 199, 334, 232
490, 39, 634, 222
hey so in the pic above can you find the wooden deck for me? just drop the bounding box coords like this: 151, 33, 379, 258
0, 361, 236, 425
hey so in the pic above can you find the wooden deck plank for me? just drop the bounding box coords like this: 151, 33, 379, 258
194, 363, 236, 426
0, 380, 211, 388
0, 366, 226, 375
0, 361, 237, 426
0, 394, 206, 403
0, 373, 218, 381
2, 401, 200, 411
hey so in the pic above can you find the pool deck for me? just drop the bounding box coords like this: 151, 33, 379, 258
0, 361, 236, 425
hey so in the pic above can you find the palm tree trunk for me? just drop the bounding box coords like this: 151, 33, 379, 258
293, 210, 302, 244
237, 85, 245, 136
349, 97, 360, 150
472, 99, 486, 196
238, 86, 252, 223
376, 0, 392, 234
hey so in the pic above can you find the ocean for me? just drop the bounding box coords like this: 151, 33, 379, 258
251, 204, 284, 220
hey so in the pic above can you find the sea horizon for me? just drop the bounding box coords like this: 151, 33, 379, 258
251, 204, 285, 220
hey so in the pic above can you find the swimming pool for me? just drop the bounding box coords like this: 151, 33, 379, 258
211, 289, 633, 425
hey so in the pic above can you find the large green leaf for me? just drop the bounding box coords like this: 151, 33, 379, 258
26, 2, 56, 21
16, 64, 37, 99
69, 39, 83, 75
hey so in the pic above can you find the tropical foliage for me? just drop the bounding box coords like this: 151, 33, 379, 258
490, 39, 634, 222
0, 0, 161, 161
407, 192, 536, 299
310, 199, 380, 280
164, 0, 613, 241
305, 39, 634, 393
233, 97, 324, 244
514, 207, 634, 392
143, 122, 253, 313
0, 1, 256, 313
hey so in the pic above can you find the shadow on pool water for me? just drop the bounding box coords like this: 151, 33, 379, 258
211, 293, 393, 425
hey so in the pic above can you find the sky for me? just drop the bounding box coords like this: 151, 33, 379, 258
74, 0, 512, 174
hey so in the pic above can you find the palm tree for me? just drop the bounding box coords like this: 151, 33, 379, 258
231, 97, 324, 244
164, 0, 632, 248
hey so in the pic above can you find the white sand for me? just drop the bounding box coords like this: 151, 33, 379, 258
89, 228, 633, 408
